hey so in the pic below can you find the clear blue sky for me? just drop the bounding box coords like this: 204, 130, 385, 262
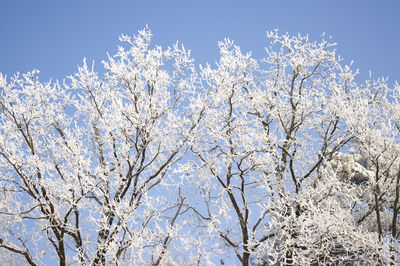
1, 1, 399, 84
0, 1, 399, 264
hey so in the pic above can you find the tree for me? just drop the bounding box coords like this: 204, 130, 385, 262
181, 31, 399, 265
0, 28, 399, 265
0, 28, 202, 265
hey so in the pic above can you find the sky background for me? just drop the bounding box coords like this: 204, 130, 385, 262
1, 1, 399, 84
0, 1, 399, 264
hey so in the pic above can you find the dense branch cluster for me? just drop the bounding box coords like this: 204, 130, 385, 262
0, 28, 399, 265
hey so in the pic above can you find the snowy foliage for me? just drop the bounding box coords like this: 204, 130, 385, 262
0, 28, 399, 265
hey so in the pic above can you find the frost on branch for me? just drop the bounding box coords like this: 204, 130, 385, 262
0, 28, 200, 265
328, 153, 373, 184
0, 28, 400, 265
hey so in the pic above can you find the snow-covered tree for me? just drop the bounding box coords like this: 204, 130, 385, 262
0, 28, 202, 265
182, 31, 399, 265
0, 28, 399, 265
